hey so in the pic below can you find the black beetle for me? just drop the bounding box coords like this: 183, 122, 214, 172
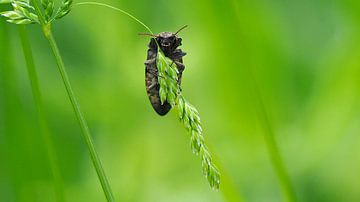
142, 25, 187, 115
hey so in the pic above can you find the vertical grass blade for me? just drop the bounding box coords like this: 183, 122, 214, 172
18, 25, 65, 202
251, 77, 297, 202
229, 0, 297, 201
30, 0, 115, 200
0, 18, 21, 201
44, 29, 115, 202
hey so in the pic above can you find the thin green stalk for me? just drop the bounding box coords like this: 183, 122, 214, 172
228, 0, 297, 200
73, 2, 163, 57
29, 1, 156, 200
0, 20, 23, 201
45, 30, 115, 202
30, 0, 115, 201
256, 95, 297, 202
18, 25, 65, 202
73, 1, 154, 34
250, 74, 297, 202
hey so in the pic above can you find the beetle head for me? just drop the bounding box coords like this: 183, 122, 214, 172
156, 32, 178, 52
139, 25, 188, 53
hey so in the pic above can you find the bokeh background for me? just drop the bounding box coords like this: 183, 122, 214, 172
1, 0, 360, 201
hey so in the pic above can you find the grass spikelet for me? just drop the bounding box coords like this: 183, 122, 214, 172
156, 48, 221, 190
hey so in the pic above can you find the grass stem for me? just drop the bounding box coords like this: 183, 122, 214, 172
73, 1, 154, 34
45, 29, 115, 202
18, 25, 65, 202
30, 0, 115, 200
250, 73, 297, 202
228, 0, 297, 200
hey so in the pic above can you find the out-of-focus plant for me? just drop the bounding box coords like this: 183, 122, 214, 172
0, 0, 71, 24
1, 0, 39, 24
1, 0, 115, 201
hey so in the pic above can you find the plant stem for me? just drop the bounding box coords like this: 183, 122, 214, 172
30, 0, 115, 200
251, 74, 297, 202
73, 1, 154, 34
228, 0, 297, 200
18, 25, 65, 202
45, 29, 115, 202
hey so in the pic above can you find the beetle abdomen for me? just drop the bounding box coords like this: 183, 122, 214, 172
145, 39, 171, 115
145, 60, 172, 115
145, 38, 186, 116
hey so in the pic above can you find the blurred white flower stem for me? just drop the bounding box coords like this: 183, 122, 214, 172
30, 0, 115, 201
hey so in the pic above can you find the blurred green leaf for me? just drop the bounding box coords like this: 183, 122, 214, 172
0, 0, 11, 4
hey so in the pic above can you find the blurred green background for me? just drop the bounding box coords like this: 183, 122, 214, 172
1, 0, 360, 201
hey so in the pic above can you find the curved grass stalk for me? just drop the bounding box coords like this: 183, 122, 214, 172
73, 2, 154, 35
30, 0, 115, 201
18, 25, 65, 202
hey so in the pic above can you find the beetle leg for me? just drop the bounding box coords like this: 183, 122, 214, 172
146, 68, 167, 79
148, 79, 157, 90
174, 61, 185, 72
146, 68, 158, 76
145, 58, 156, 65
171, 50, 186, 59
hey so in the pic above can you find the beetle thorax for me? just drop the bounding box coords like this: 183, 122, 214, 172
159, 32, 174, 38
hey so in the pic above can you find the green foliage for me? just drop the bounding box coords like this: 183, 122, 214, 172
0, 0, 11, 4
54, 0, 72, 20
1, 0, 113, 200
40, 0, 53, 21
0, 0, 38, 24
2, 0, 360, 201
156, 48, 221, 190
0, 0, 72, 24
18, 25, 65, 201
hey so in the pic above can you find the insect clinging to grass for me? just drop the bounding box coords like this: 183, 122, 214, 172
140, 25, 220, 190
141, 25, 188, 115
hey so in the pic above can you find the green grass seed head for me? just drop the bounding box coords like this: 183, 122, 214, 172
156, 48, 221, 190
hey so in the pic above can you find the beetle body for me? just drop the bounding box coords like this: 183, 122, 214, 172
145, 31, 186, 116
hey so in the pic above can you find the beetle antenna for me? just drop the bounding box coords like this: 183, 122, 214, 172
138, 33, 158, 37
174, 25, 188, 35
